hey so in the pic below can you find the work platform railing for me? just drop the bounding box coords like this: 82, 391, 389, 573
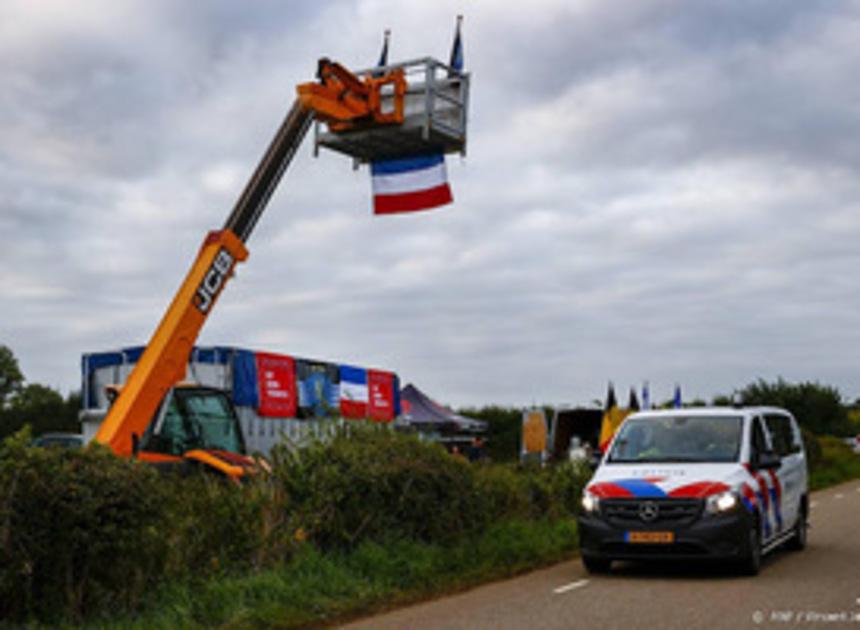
314, 57, 470, 164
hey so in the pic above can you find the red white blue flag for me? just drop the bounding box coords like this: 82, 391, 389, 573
371, 154, 453, 215
339, 364, 369, 419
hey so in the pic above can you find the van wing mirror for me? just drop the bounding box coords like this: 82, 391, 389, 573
756, 450, 781, 471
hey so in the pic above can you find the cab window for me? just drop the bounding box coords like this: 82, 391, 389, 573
144, 396, 193, 456
178, 390, 244, 454
765, 414, 800, 456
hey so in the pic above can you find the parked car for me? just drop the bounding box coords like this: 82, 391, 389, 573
578, 407, 808, 575
32, 432, 84, 449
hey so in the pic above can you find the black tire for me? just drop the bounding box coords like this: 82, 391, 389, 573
739, 522, 762, 576
785, 504, 808, 551
582, 555, 612, 574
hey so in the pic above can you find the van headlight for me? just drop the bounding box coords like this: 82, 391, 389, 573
705, 490, 739, 514
581, 493, 600, 514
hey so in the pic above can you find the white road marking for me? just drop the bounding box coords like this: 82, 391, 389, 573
810, 501, 818, 509
553, 579, 589, 595
835, 494, 844, 500
855, 487, 860, 493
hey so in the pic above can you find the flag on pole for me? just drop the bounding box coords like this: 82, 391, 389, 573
628, 387, 640, 412
642, 381, 650, 410
339, 365, 369, 419
673, 384, 682, 409
377, 29, 390, 67
370, 154, 453, 214
598, 382, 628, 451
449, 15, 464, 75
371, 29, 390, 78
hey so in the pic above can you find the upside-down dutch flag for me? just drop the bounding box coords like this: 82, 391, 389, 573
339, 365, 369, 419
371, 154, 453, 215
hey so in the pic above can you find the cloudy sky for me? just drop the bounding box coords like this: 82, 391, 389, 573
3, 0, 860, 408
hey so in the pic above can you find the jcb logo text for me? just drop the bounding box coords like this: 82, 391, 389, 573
194, 249, 234, 314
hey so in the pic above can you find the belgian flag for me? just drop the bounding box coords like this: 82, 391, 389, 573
598, 382, 629, 451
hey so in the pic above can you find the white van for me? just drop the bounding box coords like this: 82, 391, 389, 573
578, 407, 808, 575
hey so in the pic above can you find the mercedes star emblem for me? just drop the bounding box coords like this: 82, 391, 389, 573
639, 501, 659, 522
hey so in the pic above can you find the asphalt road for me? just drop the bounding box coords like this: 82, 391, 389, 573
343, 480, 860, 630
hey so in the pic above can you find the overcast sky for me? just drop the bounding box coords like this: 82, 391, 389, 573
3, 0, 860, 408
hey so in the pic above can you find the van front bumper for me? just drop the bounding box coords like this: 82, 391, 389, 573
578, 507, 754, 562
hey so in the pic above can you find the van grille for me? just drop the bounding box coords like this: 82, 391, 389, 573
601, 498, 703, 527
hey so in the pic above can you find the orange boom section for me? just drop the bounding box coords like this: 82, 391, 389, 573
94, 230, 248, 455
297, 58, 405, 128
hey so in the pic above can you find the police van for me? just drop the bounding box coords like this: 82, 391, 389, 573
578, 407, 808, 575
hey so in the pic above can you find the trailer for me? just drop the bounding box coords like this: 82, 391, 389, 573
81, 346, 401, 457
548, 406, 603, 462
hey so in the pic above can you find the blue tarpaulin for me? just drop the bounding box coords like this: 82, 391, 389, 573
231, 350, 259, 407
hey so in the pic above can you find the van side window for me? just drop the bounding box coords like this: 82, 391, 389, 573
765, 414, 801, 456
750, 416, 769, 463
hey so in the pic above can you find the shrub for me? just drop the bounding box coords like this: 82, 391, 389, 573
159, 472, 294, 579
528, 461, 589, 519
809, 435, 860, 490
458, 406, 523, 462
738, 378, 852, 435
474, 461, 588, 522
801, 427, 823, 471
270, 426, 487, 549
473, 464, 532, 520
0, 425, 591, 625
0, 429, 167, 622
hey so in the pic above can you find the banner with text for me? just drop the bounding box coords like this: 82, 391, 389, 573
368, 370, 396, 422
254, 352, 297, 418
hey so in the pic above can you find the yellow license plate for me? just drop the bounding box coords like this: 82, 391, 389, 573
625, 531, 674, 543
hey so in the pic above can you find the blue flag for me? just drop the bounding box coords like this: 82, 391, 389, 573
673, 384, 682, 409
377, 29, 390, 68
449, 15, 464, 74
641, 381, 650, 410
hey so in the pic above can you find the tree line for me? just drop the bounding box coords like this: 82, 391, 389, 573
0, 345, 80, 441
462, 380, 860, 462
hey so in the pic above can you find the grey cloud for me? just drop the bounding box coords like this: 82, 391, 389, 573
3, 1, 860, 408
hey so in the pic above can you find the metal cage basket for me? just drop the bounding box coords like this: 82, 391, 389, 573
313, 57, 469, 164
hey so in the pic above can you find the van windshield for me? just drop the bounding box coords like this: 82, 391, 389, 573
608, 415, 743, 464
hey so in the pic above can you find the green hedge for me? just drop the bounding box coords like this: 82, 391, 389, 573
2, 421, 857, 627
808, 435, 860, 490
270, 428, 486, 548
0, 426, 588, 625
0, 430, 166, 622
269, 428, 586, 551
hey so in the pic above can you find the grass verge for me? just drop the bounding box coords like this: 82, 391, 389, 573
809, 436, 860, 491
94, 518, 577, 629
